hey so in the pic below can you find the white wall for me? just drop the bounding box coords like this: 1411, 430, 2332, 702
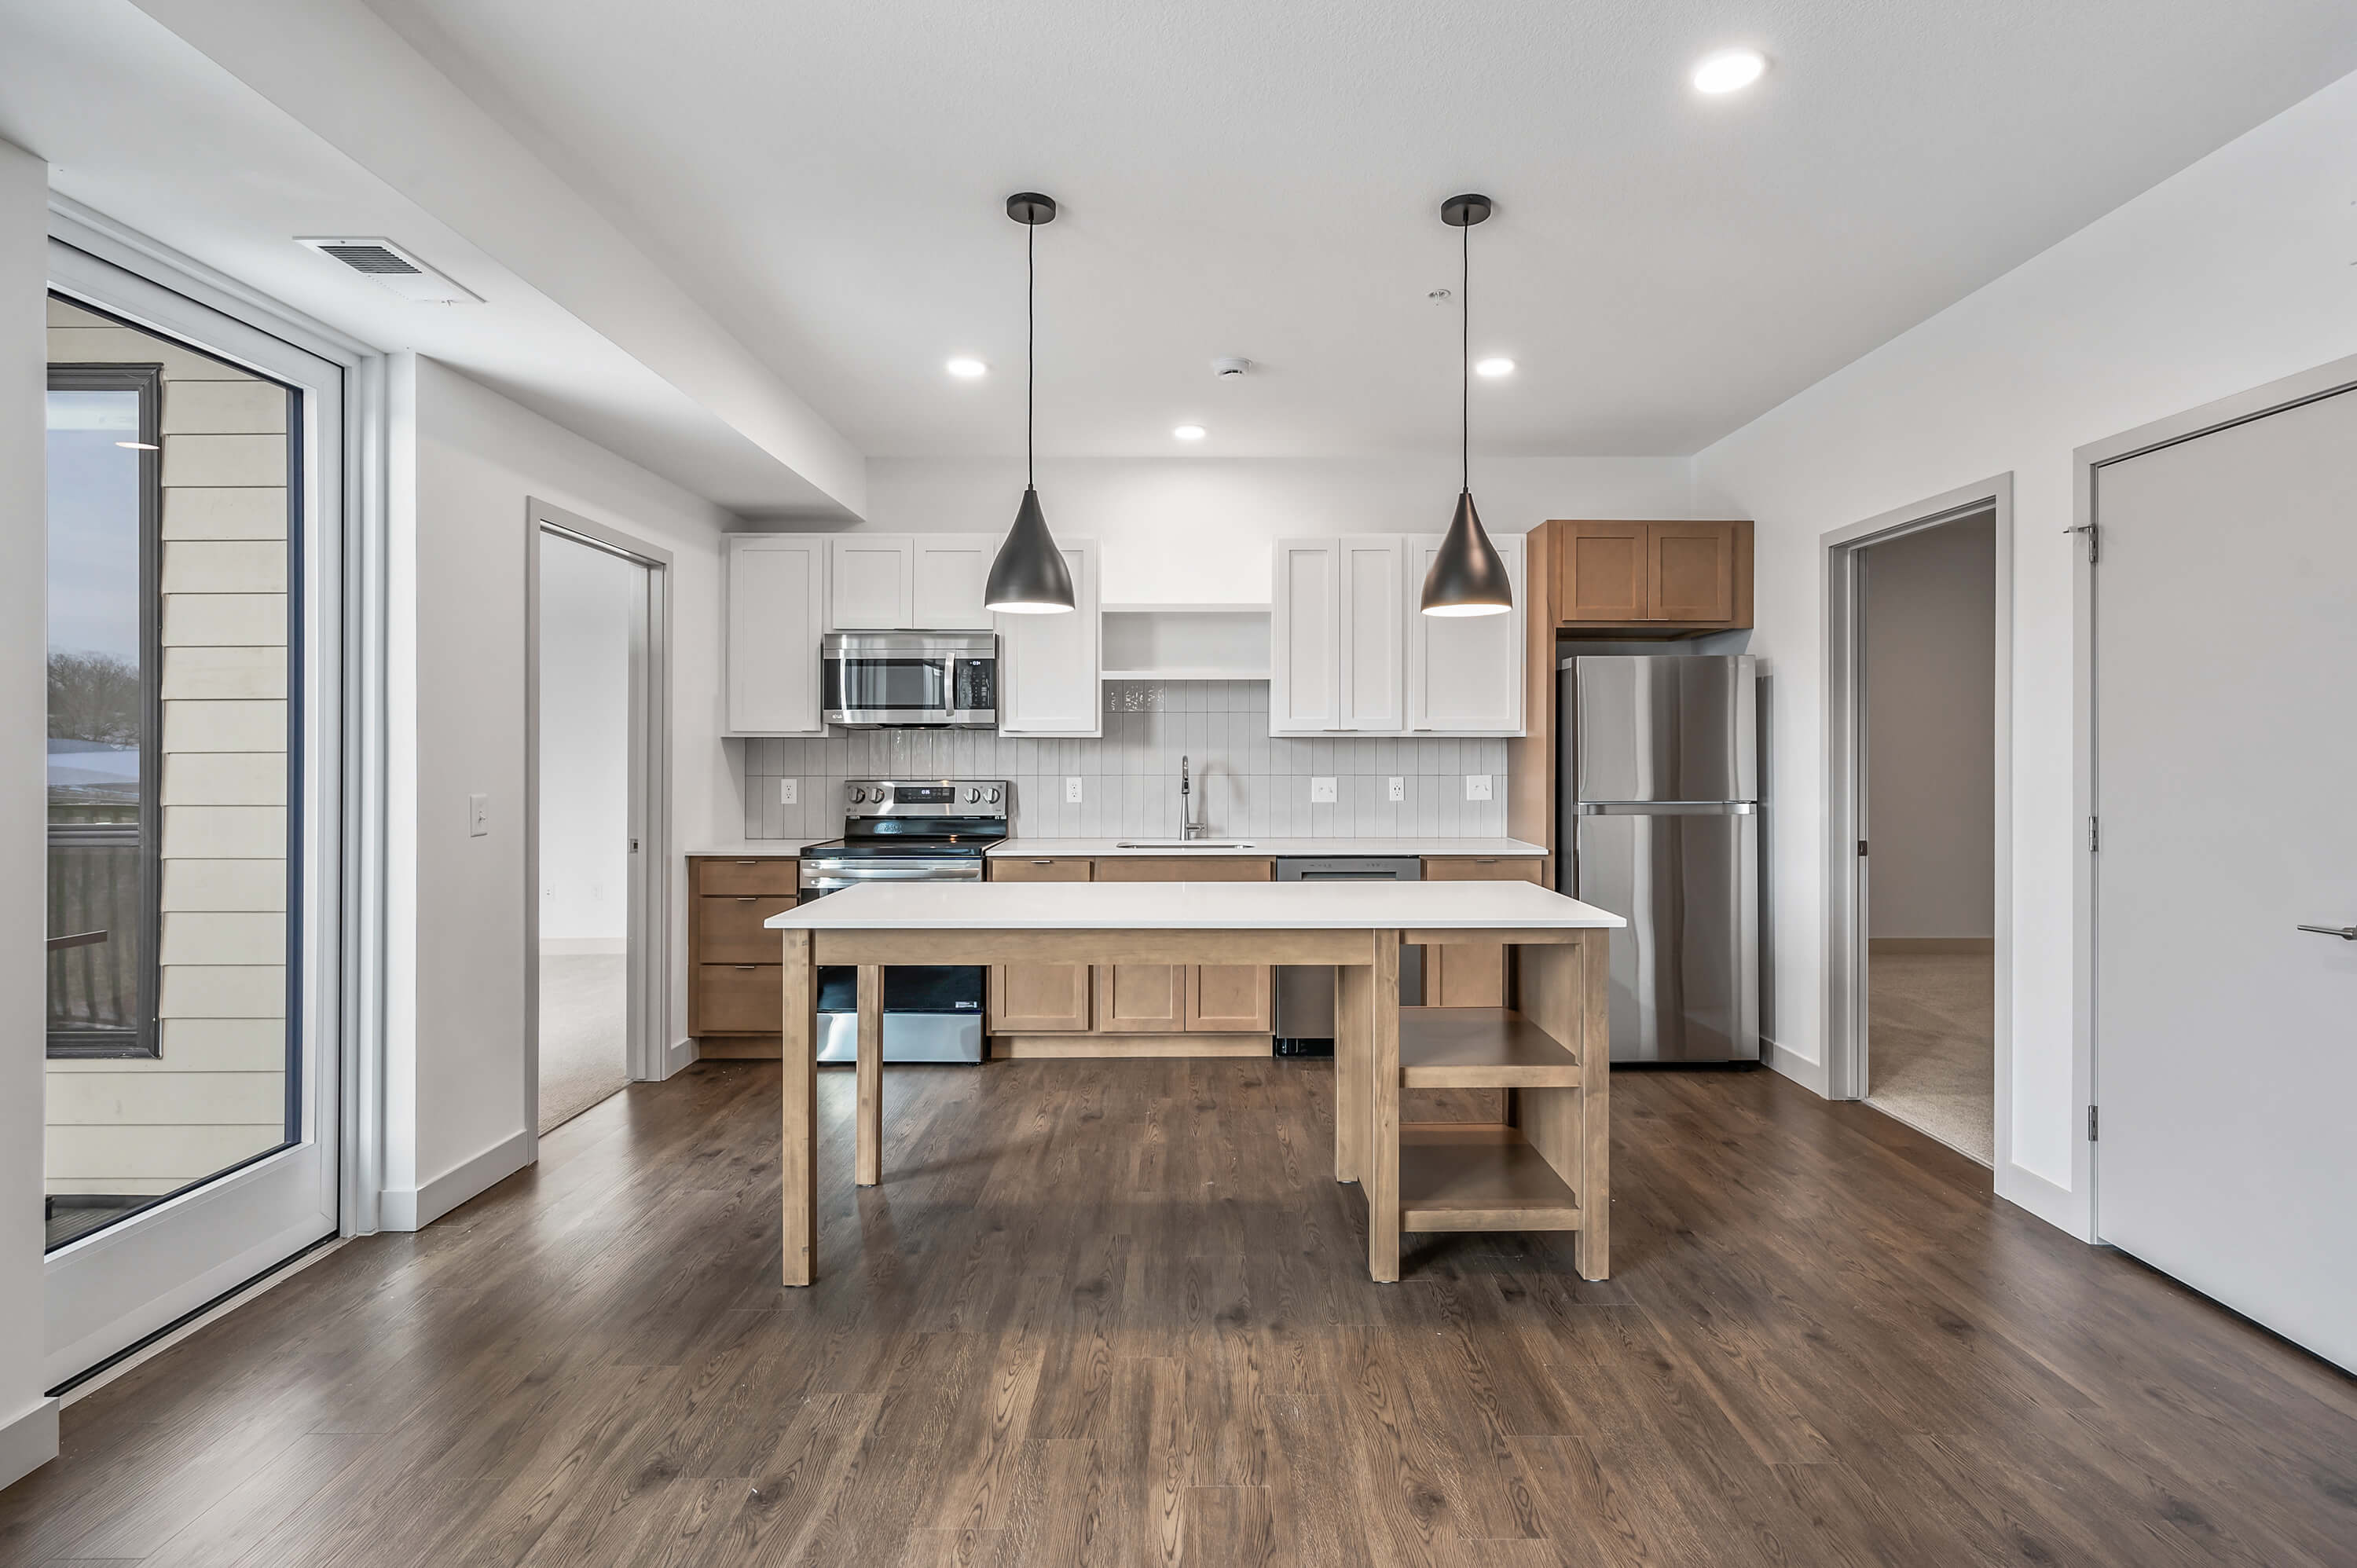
0, 135, 60, 1488
535, 533, 632, 949
1864, 515, 1995, 941
1692, 68, 2357, 1229
862, 455, 1701, 603
384, 353, 735, 1228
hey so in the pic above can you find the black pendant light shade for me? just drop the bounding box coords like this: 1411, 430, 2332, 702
987, 485, 1076, 613
1421, 192, 1514, 617
984, 190, 1076, 613
1425, 490, 1513, 616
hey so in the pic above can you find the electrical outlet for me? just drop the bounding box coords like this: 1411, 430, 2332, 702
1387, 776, 1405, 803
1310, 776, 1337, 804
1464, 774, 1493, 801
779, 778, 798, 806
1065, 776, 1084, 803
467, 792, 489, 837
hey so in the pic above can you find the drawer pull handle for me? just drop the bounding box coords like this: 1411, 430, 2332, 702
1033, 859, 1052, 865
735, 965, 757, 971
737, 859, 759, 865
736, 896, 757, 902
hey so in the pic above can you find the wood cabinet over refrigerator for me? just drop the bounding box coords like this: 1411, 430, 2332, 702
1551, 519, 1750, 630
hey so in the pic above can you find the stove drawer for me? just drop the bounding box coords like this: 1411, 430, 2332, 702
697, 892, 798, 964
696, 856, 800, 896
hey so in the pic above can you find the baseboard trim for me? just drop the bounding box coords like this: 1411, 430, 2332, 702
1758, 1034, 1830, 1097
379, 1127, 536, 1232
0, 1396, 60, 1492
1996, 1160, 2084, 1237
696, 1037, 780, 1060
1868, 937, 1996, 954
993, 1034, 1272, 1059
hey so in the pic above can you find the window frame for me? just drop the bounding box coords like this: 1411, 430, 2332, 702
45, 357, 165, 1061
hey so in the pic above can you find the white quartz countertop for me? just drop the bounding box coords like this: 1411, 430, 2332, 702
686, 839, 829, 858
766, 880, 1621, 931
986, 837, 1547, 860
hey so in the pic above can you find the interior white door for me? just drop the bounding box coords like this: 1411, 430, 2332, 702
2094, 380, 2357, 1371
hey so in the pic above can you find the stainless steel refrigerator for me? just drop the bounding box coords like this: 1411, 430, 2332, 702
1558, 655, 1760, 1062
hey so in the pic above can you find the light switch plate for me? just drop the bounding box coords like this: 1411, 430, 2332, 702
1464, 774, 1493, 801
1065, 776, 1084, 803
779, 778, 798, 806
1310, 776, 1337, 803
467, 792, 489, 837
1387, 776, 1405, 803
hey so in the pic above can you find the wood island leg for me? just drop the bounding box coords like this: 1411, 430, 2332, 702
1575, 929, 1610, 1280
1334, 959, 1369, 1185
780, 929, 816, 1286
856, 963, 883, 1187
1368, 932, 1402, 1284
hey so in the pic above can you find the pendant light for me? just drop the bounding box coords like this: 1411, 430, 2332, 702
1421, 192, 1514, 617
984, 191, 1076, 614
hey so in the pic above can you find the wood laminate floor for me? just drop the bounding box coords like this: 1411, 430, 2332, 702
5, 1058, 2354, 1567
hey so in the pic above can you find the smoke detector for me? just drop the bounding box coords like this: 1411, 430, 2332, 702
296, 237, 480, 303
1211, 357, 1253, 379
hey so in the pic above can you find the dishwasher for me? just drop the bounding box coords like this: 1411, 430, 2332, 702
1271, 856, 1424, 1056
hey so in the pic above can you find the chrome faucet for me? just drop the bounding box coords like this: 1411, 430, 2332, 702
1181, 755, 1208, 839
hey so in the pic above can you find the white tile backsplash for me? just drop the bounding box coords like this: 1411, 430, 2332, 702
739, 680, 1511, 841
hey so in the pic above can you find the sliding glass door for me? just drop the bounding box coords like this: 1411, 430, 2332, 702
41, 246, 341, 1389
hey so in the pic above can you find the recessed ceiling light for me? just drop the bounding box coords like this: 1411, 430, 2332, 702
114, 441, 159, 450
944, 356, 988, 379
1692, 48, 1767, 94
1474, 357, 1516, 379
1172, 424, 1207, 441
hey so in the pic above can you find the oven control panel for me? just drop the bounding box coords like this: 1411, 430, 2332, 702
844, 779, 1010, 816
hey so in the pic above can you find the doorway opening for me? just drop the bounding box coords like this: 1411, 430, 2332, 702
526, 502, 670, 1136
1822, 479, 2013, 1172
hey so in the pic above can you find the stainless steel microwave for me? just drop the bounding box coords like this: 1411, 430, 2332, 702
821, 631, 998, 727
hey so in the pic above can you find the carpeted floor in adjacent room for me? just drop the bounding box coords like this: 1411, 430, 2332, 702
1868, 948, 1994, 1164
537, 950, 629, 1134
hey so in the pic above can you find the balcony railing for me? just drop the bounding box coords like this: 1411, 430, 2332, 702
47, 822, 151, 1057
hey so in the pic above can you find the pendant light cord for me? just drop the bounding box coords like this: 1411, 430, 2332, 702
1460, 218, 1470, 493
1026, 218, 1036, 488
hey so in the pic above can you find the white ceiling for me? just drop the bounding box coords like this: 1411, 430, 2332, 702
359, 0, 2357, 460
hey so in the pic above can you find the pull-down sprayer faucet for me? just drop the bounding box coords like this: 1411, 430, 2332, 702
1181, 755, 1207, 839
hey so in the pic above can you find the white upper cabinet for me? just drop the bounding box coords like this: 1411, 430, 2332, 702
829, 534, 994, 628
1337, 537, 1405, 731
1270, 532, 1524, 736
829, 536, 914, 629
911, 536, 995, 628
1405, 530, 1526, 735
996, 538, 1100, 735
724, 534, 828, 736
1270, 539, 1339, 732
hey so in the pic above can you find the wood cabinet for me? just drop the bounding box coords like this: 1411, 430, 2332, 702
724, 536, 829, 736
996, 538, 1101, 735
1091, 857, 1273, 1035
986, 856, 1094, 1031
687, 854, 803, 1045
1418, 857, 1547, 1006
1550, 519, 1750, 630
1405, 530, 1525, 734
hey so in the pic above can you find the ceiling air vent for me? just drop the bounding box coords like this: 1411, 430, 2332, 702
296, 236, 481, 303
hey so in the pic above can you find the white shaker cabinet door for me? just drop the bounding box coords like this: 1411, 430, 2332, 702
726, 534, 828, 735
911, 535, 995, 628
1336, 535, 1405, 731
1270, 539, 1339, 734
829, 535, 915, 628
996, 538, 1100, 735
1405, 530, 1525, 735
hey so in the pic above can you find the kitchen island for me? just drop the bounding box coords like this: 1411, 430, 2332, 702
767, 879, 1622, 1286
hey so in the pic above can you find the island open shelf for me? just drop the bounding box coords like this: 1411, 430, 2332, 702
1398, 1123, 1585, 1232
1398, 1005, 1582, 1088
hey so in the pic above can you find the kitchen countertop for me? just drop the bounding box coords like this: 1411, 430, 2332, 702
986, 836, 1547, 860
685, 838, 830, 857
768, 879, 1617, 931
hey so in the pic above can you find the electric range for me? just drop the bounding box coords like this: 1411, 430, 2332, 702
797, 779, 1008, 1062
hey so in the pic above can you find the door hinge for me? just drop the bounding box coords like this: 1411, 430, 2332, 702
2065, 523, 2099, 563
2088, 816, 2100, 852
2088, 1105, 2099, 1141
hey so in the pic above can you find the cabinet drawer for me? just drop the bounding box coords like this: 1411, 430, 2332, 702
696, 857, 801, 896
1094, 858, 1272, 882
698, 893, 798, 964
989, 858, 1094, 882
698, 963, 782, 1033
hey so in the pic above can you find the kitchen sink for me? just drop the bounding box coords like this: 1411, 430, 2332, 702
1113, 839, 1255, 849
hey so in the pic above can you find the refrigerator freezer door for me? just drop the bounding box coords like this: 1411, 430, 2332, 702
1574, 806, 1760, 1062
1568, 655, 1758, 804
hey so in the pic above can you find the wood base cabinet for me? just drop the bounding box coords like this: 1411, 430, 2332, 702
987, 857, 1094, 1031
687, 854, 803, 1051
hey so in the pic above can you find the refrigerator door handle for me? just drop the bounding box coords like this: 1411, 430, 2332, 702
1577, 801, 1757, 815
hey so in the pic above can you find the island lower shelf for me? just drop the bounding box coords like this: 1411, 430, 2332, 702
1397, 1124, 1585, 1233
